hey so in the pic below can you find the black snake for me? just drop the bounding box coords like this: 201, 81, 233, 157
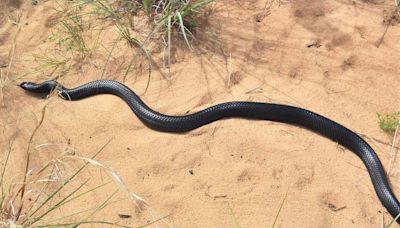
20, 80, 400, 223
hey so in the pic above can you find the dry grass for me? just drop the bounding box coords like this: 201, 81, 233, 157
0, 1, 215, 226
18, 0, 214, 94
0, 7, 21, 107
0, 134, 169, 227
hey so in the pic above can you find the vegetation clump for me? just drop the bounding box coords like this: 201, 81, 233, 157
378, 112, 400, 134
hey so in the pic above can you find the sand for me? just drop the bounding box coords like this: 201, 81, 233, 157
1, 0, 400, 227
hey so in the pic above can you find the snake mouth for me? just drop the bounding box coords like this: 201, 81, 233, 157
20, 82, 28, 89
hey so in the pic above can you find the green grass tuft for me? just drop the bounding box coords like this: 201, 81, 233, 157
377, 112, 400, 134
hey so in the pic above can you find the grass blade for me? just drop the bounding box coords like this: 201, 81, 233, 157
271, 190, 289, 228
167, 15, 172, 67
387, 212, 400, 227
175, 12, 192, 49
29, 179, 90, 225
24, 139, 112, 224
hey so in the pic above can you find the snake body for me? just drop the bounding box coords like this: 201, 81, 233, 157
20, 80, 400, 222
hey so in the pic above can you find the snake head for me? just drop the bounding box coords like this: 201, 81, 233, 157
20, 80, 59, 94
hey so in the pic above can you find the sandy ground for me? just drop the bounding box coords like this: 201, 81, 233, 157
1, 0, 400, 227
